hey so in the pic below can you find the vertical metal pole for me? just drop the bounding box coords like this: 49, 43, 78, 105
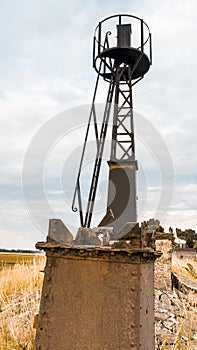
110, 74, 119, 160
98, 22, 101, 55
149, 32, 152, 65
93, 36, 96, 68
128, 67, 135, 159
84, 79, 115, 227
77, 181, 84, 227
141, 19, 144, 53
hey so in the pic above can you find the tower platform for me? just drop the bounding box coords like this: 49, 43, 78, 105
99, 47, 150, 80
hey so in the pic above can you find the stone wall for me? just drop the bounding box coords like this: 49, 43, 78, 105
155, 239, 197, 349
155, 239, 172, 291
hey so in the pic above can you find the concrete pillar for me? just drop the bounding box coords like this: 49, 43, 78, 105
35, 243, 159, 350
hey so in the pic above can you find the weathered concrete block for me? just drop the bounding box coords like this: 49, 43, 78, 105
74, 227, 101, 246
92, 227, 113, 246
35, 243, 159, 350
48, 219, 73, 245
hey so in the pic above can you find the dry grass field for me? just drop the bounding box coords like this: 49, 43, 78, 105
0, 254, 45, 350
172, 255, 197, 282
0, 253, 41, 267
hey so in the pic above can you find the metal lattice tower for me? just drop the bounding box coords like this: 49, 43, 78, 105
72, 14, 152, 234
34, 15, 158, 350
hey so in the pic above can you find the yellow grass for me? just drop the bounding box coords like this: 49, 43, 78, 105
0, 253, 41, 266
0, 255, 45, 350
172, 255, 197, 282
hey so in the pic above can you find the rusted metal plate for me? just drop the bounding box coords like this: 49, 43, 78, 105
36, 242, 161, 264
117, 24, 132, 48
106, 161, 138, 235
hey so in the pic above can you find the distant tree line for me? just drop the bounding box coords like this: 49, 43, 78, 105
146, 218, 197, 249
0, 248, 40, 254
175, 228, 197, 248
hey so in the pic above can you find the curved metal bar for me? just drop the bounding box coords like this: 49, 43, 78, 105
93, 31, 112, 53
94, 14, 151, 57
72, 205, 78, 212
94, 14, 151, 36
106, 31, 112, 38
131, 76, 143, 87
136, 33, 151, 50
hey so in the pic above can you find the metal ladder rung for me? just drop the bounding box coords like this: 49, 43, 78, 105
117, 140, 131, 143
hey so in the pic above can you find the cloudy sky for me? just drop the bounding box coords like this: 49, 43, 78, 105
0, 0, 197, 249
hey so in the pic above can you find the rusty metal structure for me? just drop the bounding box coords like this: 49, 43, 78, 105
34, 14, 159, 350
72, 14, 152, 233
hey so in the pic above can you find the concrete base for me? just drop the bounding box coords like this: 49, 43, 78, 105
34, 243, 160, 350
